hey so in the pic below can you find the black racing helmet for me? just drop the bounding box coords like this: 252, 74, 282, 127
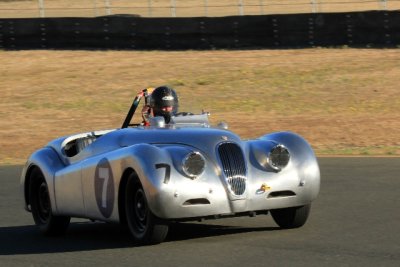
150, 86, 179, 123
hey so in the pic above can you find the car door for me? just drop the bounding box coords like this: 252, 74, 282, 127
81, 155, 118, 221
54, 161, 86, 217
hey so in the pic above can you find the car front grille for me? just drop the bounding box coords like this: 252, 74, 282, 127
217, 142, 247, 195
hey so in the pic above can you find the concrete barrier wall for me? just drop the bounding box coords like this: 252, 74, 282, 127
0, 10, 399, 50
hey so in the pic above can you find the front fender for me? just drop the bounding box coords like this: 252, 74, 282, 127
261, 131, 320, 201
120, 144, 175, 218
120, 143, 231, 219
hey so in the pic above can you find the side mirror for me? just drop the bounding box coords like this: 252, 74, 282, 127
149, 116, 166, 128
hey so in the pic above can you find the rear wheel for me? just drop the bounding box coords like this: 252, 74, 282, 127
125, 173, 168, 245
271, 204, 311, 229
30, 168, 70, 235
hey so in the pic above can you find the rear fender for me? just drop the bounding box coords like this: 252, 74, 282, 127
21, 147, 66, 213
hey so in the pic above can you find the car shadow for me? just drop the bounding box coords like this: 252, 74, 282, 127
0, 221, 280, 255
166, 222, 280, 242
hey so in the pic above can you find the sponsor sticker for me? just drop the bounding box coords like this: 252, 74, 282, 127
162, 95, 174, 101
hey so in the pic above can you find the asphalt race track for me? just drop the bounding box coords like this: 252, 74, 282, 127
0, 158, 399, 266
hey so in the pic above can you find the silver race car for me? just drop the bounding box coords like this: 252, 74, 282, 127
21, 89, 320, 245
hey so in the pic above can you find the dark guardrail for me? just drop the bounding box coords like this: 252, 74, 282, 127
0, 10, 399, 49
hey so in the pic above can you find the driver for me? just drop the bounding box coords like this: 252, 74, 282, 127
142, 86, 179, 125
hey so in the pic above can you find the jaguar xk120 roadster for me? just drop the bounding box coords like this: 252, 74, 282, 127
21, 89, 320, 245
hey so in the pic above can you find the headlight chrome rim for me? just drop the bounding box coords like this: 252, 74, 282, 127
267, 144, 290, 171
182, 151, 206, 179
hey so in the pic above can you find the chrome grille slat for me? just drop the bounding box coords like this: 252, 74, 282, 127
218, 143, 247, 196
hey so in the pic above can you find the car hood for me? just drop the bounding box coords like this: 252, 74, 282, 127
119, 127, 241, 147
86, 127, 243, 163
49, 127, 244, 165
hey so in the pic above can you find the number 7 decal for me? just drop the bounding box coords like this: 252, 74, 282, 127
98, 168, 109, 208
155, 163, 171, 184
95, 158, 115, 218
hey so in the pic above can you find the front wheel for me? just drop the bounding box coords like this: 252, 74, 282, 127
271, 204, 311, 229
29, 168, 70, 235
125, 173, 168, 245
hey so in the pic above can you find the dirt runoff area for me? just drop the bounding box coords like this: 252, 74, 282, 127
0, 48, 399, 164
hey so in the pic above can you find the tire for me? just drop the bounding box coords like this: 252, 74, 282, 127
125, 173, 168, 245
271, 204, 311, 229
29, 168, 70, 236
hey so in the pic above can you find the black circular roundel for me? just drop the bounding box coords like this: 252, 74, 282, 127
94, 158, 115, 218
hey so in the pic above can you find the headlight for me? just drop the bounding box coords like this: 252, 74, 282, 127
182, 151, 206, 179
267, 144, 290, 171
